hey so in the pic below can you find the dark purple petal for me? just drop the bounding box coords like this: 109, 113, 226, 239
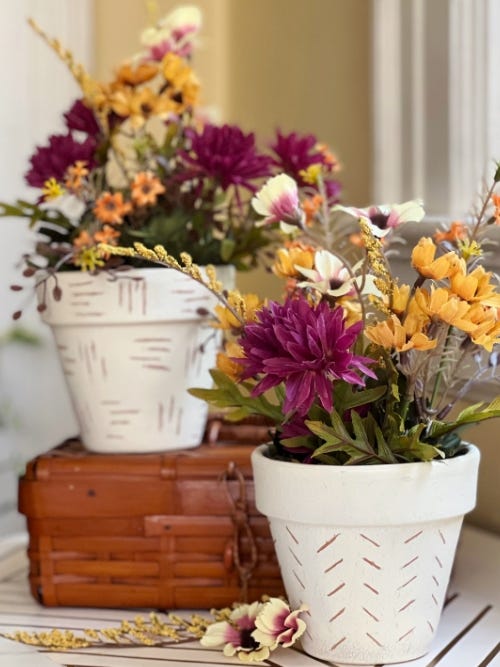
237, 296, 373, 416
25, 133, 97, 187
64, 99, 100, 136
178, 124, 272, 192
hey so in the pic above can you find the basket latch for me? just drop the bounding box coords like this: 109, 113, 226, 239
221, 461, 258, 603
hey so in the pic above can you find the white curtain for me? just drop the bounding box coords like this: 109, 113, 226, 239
0, 1, 93, 506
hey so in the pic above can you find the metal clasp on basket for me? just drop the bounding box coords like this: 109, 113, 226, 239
221, 461, 258, 603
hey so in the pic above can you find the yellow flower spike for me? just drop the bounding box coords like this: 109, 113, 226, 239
97, 243, 136, 258
42, 177, 65, 200
180, 252, 193, 267
205, 265, 222, 292
28, 18, 110, 132
411, 237, 461, 280
214, 293, 262, 329
133, 242, 159, 262
152, 245, 169, 262
359, 218, 394, 308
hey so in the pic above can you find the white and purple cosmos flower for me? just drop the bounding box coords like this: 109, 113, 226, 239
251, 173, 305, 232
140, 6, 202, 60
200, 598, 307, 663
338, 199, 425, 237
296, 249, 353, 297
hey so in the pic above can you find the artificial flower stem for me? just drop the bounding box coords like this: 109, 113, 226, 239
470, 176, 496, 242
430, 325, 452, 410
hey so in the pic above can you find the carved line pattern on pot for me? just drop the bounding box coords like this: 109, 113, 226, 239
316, 533, 340, 553
284, 523, 311, 640
282, 524, 460, 657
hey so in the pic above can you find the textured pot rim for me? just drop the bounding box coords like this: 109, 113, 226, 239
37, 265, 235, 326
251, 443, 480, 526
39, 264, 235, 282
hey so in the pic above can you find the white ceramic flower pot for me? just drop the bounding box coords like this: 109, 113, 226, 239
251, 444, 480, 665
38, 266, 234, 453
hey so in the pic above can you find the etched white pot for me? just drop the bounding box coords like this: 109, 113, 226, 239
252, 444, 480, 665
38, 266, 234, 453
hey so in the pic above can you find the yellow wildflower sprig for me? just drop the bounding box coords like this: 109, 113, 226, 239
359, 218, 394, 314
98, 242, 245, 326
28, 18, 109, 133
1, 611, 211, 651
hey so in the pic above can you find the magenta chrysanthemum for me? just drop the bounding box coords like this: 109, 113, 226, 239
271, 131, 323, 180
271, 130, 342, 200
25, 133, 97, 187
180, 124, 272, 191
64, 99, 100, 136
237, 297, 375, 416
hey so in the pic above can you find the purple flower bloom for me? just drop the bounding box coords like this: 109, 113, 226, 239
179, 124, 272, 192
64, 99, 100, 137
271, 130, 322, 181
146, 27, 197, 61
271, 130, 342, 200
237, 297, 375, 416
25, 133, 97, 188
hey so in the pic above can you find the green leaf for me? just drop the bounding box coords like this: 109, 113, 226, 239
389, 423, 441, 462
371, 419, 397, 463
219, 238, 236, 262
188, 369, 283, 422
427, 400, 500, 440
333, 384, 386, 415
306, 411, 384, 464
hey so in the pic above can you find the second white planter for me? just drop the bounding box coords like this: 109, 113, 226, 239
38, 266, 234, 453
252, 444, 480, 665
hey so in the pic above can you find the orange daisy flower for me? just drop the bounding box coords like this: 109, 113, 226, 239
411, 237, 461, 280
161, 53, 200, 111
315, 143, 341, 172
73, 229, 94, 249
94, 224, 121, 245
131, 171, 166, 207
114, 62, 158, 86
273, 242, 315, 279
216, 341, 245, 381
414, 286, 476, 332
491, 193, 500, 225
93, 192, 132, 225
65, 160, 89, 193
365, 314, 436, 352
434, 221, 468, 244
109, 86, 174, 127
302, 194, 323, 225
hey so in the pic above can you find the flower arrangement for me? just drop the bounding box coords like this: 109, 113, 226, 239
102, 162, 500, 465
0, 6, 341, 282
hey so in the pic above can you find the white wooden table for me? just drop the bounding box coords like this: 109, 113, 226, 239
0, 525, 498, 667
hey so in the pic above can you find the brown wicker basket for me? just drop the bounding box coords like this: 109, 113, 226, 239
18, 419, 284, 609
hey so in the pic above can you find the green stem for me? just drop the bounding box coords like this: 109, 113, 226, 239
430, 325, 452, 409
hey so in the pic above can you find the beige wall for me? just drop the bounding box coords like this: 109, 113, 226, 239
457, 406, 500, 534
